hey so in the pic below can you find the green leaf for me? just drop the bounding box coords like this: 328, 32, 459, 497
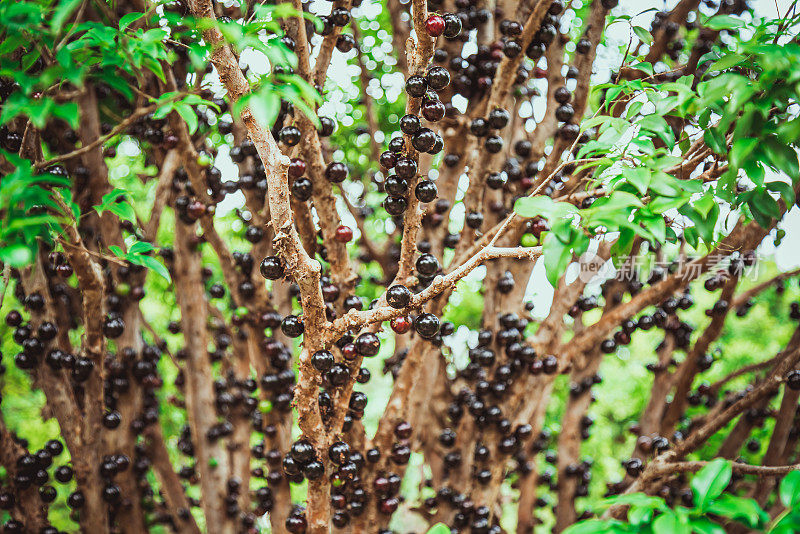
0, 94, 56, 128
705, 14, 745, 30
107, 202, 136, 222
585, 191, 643, 215
766, 181, 796, 206
694, 192, 716, 218
706, 494, 766, 527
52, 102, 79, 129
0, 244, 33, 267
653, 509, 689, 534
709, 53, 746, 72
181, 93, 220, 112
51, 0, 83, 34
684, 226, 699, 248
5, 214, 61, 233
175, 103, 199, 134
128, 241, 155, 254
57, 188, 80, 220
119, 12, 145, 31
611, 227, 636, 257
684, 203, 718, 241
622, 167, 651, 195
691, 459, 732, 511
704, 129, 727, 155
425, 524, 450, 534
99, 74, 134, 101
94, 189, 137, 222
543, 233, 572, 287
602, 492, 666, 510
633, 26, 653, 45
641, 215, 666, 244
275, 73, 322, 106
563, 519, 628, 534
96, 188, 127, 209
582, 115, 622, 132
750, 188, 781, 220
152, 102, 174, 121
647, 172, 683, 197
763, 137, 799, 178
144, 58, 166, 83
648, 195, 691, 214
626, 100, 645, 119
688, 518, 725, 534
729, 138, 758, 171
604, 86, 624, 109
241, 91, 280, 129
771, 511, 800, 534
743, 158, 765, 187
514, 196, 578, 220
629, 61, 654, 76
780, 471, 800, 509
628, 504, 654, 526
638, 115, 674, 147
129, 254, 171, 283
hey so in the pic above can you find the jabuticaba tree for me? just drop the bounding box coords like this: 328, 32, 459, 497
1, 0, 800, 532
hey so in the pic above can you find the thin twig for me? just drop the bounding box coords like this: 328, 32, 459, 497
649, 460, 800, 478
34, 104, 157, 169
325, 244, 542, 342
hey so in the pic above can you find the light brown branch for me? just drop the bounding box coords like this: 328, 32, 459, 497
732, 268, 800, 309
325, 245, 542, 343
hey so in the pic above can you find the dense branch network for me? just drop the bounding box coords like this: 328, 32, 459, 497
0, 0, 798, 533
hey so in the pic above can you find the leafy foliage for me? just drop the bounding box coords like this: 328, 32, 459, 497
565, 461, 800, 534
513, 12, 800, 285
0, 151, 69, 267
425, 523, 451, 534
0, 0, 318, 280
109, 240, 171, 283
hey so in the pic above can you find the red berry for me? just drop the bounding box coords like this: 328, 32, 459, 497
530, 217, 549, 238
520, 176, 536, 190
163, 134, 179, 149
187, 201, 206, 220
390, 316, 412, 334
335, 225, 353, 243
56, 263, 73, 277
534, 67, 548, 79
288, 158, 306, 178
342, 343, 357, 361
379, 496, 399, 514
426, 14, 445, 37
